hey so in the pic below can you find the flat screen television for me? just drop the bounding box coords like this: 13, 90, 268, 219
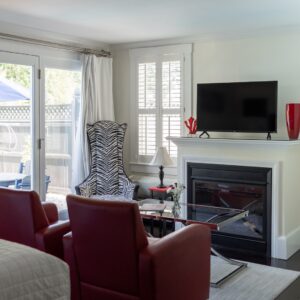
197, 81, 278, 133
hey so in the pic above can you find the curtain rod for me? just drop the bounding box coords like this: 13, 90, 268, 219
0, 32, 111, 57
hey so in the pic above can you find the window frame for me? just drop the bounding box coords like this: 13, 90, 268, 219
129, 44, 192, 174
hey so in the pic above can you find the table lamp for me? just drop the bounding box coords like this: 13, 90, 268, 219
150, 146, 173, 188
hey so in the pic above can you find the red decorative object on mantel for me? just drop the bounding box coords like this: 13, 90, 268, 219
184, 116, 197, 134
286, 103, 300, 139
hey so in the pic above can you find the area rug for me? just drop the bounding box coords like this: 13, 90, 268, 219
210, 255, 244, 286
210, 256, 300, 300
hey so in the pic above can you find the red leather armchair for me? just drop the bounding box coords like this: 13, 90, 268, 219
64, 195, 211, 300
0, 187, 70, 259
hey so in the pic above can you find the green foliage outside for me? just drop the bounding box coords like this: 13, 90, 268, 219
0, 63, 81, 105
0, 63, 31, 89
45, 68, 81, 105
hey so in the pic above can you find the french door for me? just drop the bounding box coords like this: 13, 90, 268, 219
0, 51, 81, 203
41, 61, 81, 204
0, 52, 40, 193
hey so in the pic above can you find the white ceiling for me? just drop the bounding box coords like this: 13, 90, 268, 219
0, 0, 299, 46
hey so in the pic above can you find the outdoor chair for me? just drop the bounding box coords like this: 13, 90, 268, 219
15, 161, 51, 193
75, 120, 135, 200
16, 175, 51, 193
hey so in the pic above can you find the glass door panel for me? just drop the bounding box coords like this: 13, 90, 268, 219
0, 58, 36, 190
44, 67, 81, 209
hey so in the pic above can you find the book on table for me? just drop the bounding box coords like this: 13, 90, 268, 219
139, 203, 166, 212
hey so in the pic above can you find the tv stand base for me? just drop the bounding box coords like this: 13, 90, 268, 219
267, 132, 271, 140
199, 131, 210, 138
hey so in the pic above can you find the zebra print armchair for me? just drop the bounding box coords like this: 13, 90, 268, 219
75, 121, 135, 200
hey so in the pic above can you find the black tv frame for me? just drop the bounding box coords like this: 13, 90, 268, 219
196, 81, 278, 139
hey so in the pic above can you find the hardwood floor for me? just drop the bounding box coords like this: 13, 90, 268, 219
271, 250, 300, 272
217, 248, 300, 271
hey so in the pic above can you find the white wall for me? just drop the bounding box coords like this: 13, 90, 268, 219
193, 33, 300, 139
112, 48, 131, 172
113, 31, 300, 166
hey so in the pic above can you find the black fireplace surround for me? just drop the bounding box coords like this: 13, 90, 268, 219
187, 163, 272, 257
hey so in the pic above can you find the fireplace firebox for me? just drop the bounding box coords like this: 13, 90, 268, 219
187, 163, 272, 257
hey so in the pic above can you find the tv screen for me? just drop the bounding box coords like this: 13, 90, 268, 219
197, 81, 277, 133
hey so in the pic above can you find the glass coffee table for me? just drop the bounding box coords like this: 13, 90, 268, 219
139, 199, 249, 287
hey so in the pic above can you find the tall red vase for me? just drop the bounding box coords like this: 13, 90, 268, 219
286, 103, 300, 139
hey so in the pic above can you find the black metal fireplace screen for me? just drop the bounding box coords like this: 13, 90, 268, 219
187, 163, 272, 257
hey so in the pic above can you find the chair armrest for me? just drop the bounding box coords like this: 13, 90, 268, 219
63, 233, 81, 300
42, 202, 59, 224
35, 220, 71, 259
139, 224, 211, 300
119, 175, 136, 199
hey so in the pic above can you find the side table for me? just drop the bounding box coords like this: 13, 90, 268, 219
146, 187, 173, 237
148, 186, 172, 201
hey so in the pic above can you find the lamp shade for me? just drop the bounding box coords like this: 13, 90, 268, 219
150, 146, 173, 166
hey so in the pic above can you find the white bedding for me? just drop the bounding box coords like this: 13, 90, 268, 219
0, 239, 70, 300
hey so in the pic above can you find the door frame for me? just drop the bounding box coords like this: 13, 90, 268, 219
0, 51, 41, 194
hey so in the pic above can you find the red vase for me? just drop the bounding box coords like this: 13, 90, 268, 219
286, 103, 300, 139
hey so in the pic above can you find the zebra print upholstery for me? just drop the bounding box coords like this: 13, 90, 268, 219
76, 121, 135, 200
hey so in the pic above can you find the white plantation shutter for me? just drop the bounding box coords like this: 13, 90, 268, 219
162, 60, 181, 109
162, 113, 181, 157
162, 60, 181, 157
138, 114, 156, 155
137, 58, 182, 160
138, 63, 156, 109
138, 62, 157, 156
131, 45, 191, 165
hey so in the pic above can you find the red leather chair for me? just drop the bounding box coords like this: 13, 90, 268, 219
64, 195, 211, 300
0, 187, 70, 259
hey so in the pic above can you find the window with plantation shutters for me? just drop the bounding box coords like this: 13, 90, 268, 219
131, 45, 192, 165
137, 59, 181, 159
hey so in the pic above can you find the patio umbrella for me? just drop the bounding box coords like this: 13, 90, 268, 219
0, 77, 30, 151
0, 77, 30, 102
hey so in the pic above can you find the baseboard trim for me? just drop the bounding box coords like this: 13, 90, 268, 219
276, 226, 300, 259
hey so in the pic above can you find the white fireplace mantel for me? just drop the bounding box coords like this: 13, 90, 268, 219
167, 136, 300, 147
167, 136, 300, 260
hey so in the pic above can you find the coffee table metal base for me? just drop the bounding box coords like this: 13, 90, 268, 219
139, 199, 248, 287
211, 247, 247, 287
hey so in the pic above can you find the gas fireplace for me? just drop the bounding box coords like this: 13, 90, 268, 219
187, 163, 272, 257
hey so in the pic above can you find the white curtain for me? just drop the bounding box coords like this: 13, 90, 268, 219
73, 54, 115, 187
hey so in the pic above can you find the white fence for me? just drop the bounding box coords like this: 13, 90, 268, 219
0, 104, 73, 194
